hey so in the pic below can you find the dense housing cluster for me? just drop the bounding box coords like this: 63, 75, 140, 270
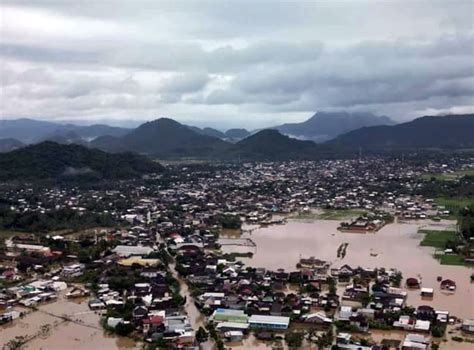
1, 155, 473, 349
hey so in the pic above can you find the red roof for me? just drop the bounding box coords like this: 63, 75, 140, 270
143, 315, 164, 325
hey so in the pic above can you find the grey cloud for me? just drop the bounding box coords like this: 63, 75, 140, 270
1, 1, 473, 127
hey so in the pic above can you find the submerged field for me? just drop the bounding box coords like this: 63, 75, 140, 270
221, 218, 474, 318
292, 208, 366, 220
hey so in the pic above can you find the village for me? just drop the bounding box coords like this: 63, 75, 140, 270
1, 156, 473, 350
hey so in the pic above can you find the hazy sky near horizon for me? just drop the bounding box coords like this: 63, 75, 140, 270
1, 0, 473, 129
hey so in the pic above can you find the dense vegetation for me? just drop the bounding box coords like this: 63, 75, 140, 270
91, 118, 229, 158
225, 129, 325, 160
0, 141, 164, 181
0, 207, 115, 233
459, 205, 474, 240
329, 114, 474, 149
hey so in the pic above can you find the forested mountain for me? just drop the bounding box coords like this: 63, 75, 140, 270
226, 129, 322, 160
329, 114, 474, 150
91, 118, 229, 158
0, 141, 164, 181
0, 138, 24, 153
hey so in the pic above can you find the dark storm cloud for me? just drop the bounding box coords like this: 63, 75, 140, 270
1, 1, 473, 126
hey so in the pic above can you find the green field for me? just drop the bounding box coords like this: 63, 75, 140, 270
421, 169, 474, 181
293, 209, 366, 221
419, 229, 457, 248
434, 254, 466, 266
434, 197, 474, 218
0, 230, 25, 241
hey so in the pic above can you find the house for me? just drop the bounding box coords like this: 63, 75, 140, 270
462, 319, 474, 333
133, 305, 149, 320
165, 315, 192, 332
401, 334, 428, 350
142, 315, 164, 334
112, 245, 154, 257
107, 317, 124, 329
406, 277, 420, 289
65, 286, 90, 299
88, 299, 106, 310
61, 264, 85, 277
211, 309, 248, 324
0, 310, 21, 323
420, 288, 433, 297
215, 322, 249, 332
336, 332, 351, 345
224, 330, 244, 341
338, 306, 353, 321
302, 312, 332, 325
440, 279, 456, 291
416, 305, 435, 321
248, 315, 290, 329
414, 319, 430, 332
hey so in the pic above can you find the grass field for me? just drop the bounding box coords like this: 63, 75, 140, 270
421, 169, 474, 181
293, 209, 366, 221
0, 230, 26, 241
419, 229, 457, 248
434, 254, 465, 266
434, 196, 474, 218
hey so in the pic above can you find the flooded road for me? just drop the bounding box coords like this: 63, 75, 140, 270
169, 262, 215, 350
221, 219, 474, 319
0, 296, 139, 350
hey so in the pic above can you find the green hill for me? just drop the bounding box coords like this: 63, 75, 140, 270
0, 141, 164, 181
329, 114, 474, 150
91, 118, 229, 158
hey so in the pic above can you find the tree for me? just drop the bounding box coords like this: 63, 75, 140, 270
285, 331, 304, 348
115, 322, 134, 336
196, 327, 209, 343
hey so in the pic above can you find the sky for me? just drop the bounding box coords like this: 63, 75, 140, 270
1, 0, 473, 129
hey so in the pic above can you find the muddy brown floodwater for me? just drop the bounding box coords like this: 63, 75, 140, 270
221, 218, 474, 319
0, 294, 139, 350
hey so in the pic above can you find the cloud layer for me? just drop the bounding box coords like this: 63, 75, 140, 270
1, 1, 473, 128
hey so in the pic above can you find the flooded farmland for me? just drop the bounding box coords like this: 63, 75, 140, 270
221, 218, 474, 319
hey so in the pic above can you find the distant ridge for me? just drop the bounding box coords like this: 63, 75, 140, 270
328, 114, 474, 149
0, 141, 164, 181
225, 128, 250, 140
226, 129, 323, 160
0, 118, 130, 143
273, 111, 395, 142
0, 138, 24, 153
91, 118, 229, 158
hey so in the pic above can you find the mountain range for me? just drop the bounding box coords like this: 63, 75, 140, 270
0, 118, 131, 144
91, 118, 230, 158
0, 114, 473, 163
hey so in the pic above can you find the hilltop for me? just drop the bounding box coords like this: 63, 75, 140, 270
226, 129, 323, 160
273, 111, 394, 142
91, 118, 229, 158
